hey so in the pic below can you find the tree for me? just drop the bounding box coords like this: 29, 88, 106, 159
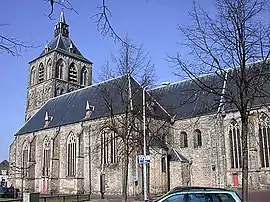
171, 0, 270, 201
95, 38, 171, 201
0, 24, 34, 56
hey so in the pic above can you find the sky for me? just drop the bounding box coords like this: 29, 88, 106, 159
0, 0, 214, 161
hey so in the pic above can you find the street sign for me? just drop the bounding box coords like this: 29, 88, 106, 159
138, 155, 150, 164
144, 155, 150, 164
138, 155, 144, 164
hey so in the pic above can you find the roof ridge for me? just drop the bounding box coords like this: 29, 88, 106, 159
48, 74, 129, 102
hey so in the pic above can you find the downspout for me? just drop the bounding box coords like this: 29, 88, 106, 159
88, 125, 92, 197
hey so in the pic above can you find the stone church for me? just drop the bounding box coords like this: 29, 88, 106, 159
9, 11, 270, 196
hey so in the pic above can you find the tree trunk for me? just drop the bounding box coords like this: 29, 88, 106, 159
241, 115, 249, 202
122, 144, 129, 202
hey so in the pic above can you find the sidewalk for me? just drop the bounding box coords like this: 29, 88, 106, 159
86, 194, 144, 202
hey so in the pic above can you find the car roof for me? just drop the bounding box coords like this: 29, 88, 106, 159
169, 186, 231, 194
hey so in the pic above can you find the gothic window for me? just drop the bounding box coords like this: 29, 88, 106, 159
193, 129, 202, 148
68, 63, 77, 83
259, 113, 270, 168
161, 155, 166, 173
180, 131, 188, 148
43, 137, 51, 177
46, 59, 52, 79
22, 142, 29, 177
229, 119, 242, 169
30, 66, 36, 85
38, 63, 45, 82
56, 59, 64, 79
67, 132, 76, 177
80, 67, 88, 86
101, 132, 117, 165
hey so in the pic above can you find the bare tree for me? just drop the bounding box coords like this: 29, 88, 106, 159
0, 24, 35, 57
94, 38, 170, 201
171, 0, 270, 201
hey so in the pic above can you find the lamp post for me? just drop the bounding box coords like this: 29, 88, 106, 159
143, 87, 147, 201
142, 82, 170, 201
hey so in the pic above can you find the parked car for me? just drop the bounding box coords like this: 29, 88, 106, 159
0, 186, 19, 198
152, 186, 242, 202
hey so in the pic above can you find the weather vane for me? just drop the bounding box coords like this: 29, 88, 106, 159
61, 0, 65, 10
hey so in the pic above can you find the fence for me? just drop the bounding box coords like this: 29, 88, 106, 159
0, 194, 91, 202
39, 194, 91, 202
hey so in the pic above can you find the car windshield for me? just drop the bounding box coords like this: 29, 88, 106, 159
163, 193, 237, 202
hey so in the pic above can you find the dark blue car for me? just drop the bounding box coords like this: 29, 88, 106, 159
0, 186, 19, 198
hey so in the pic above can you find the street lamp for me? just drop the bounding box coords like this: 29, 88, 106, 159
143, 87, 147, 201
142, 82, 170, 201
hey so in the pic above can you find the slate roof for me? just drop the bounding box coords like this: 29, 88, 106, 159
38, 35, 91, 63
16, 75, 171, 136
168, 149, 189, 162
0, 160, 9, 171
32, 11, 91, 64
149, 74, 224, 121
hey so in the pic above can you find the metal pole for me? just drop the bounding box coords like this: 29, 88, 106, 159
143, 87, 147, 201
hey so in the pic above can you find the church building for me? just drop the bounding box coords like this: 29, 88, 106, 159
9, 11, 270, 196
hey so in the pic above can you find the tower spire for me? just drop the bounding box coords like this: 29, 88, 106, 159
54, 9, 69, 38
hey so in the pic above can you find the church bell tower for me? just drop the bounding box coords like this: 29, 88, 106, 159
25, 10, 93, 121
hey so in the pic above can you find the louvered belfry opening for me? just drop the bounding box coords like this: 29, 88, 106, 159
39, 63, 45, 82
68, 63, 77, 83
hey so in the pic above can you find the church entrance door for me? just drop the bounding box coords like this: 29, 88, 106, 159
42, 177, 48, 193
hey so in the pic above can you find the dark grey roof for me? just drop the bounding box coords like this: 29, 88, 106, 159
168, 149, 189, 162
39, 35, 91, 63
16, 75, 170, 136
0, 160, 9, 170
149, 74, 224, 120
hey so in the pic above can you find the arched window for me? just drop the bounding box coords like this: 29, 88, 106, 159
46, 59, 52, 79
67, 132, 76, 176
22, 141, 29, 177
80, 67, 88, 86
101, 132, 117, 164
180, 131, 188, 148
229, 119, 242, 168
56, 59, 64, 79
30, 66, 36, 85
38, 63, 45, 82
193, 129, 202, 148
68, 63, 77, 83
43, 137, 51, 177
259, 113, 270, 168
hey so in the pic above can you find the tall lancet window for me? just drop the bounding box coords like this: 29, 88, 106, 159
22, 142, 29, 177
67, 132, 76, 177
30, 66, 36, 85
80, 67, 88, 86
43, 137, 51, 177
68, 63, 77, 83
259, 113, 270, 168
56, 59, 64, 79
38, 63, 45, 82
229, 119, 242, 168
101, 132, 117, 165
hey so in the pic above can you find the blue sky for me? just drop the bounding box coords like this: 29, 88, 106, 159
0, 0, 213, 161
